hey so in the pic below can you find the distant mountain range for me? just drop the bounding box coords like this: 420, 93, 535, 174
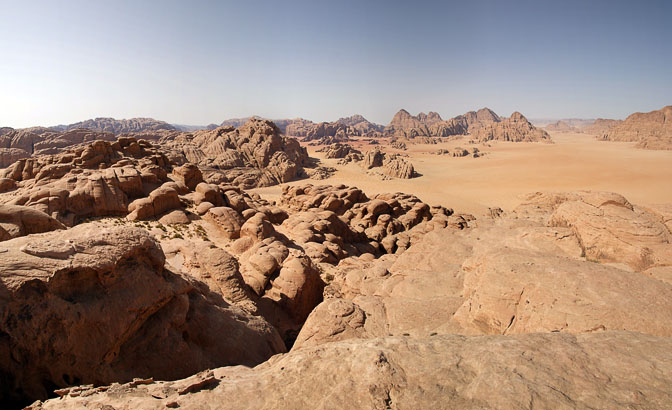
51, 117, 178, 134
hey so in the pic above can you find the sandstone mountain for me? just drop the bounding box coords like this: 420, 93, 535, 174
384, 107, 548, 142
581, 118, 622, 136
544, 120, 579, 132
219, 116, 263, 129
335, 114, 384, 135
274, 118, 315, 137
384, 108, 501, 138
284, 115, 383, 143
52, 117, 177, 134
472, 111, 552, 142
601, 105, 672, 149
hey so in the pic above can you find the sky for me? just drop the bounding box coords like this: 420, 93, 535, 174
0, 0, 670, 128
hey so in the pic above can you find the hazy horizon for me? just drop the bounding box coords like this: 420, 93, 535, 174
1, 0, 670, 128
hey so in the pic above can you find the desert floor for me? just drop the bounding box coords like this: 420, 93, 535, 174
252, 131, 672, 216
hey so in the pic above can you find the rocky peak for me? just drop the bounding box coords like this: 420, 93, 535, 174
336, 114, 368, 126
510, 111, 527, 122
475, 107, 500, 122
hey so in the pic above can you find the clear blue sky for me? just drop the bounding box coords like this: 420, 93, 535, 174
1, 0, 670, 127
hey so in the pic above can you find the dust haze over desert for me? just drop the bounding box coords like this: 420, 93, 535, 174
1, 1, 672, 409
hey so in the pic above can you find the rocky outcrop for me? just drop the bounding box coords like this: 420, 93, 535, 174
31, 332, 672, 410
317, 143, 363, 163
0, 205, 65, 240
312, 190, 668, 345
384, 109, 448, 138
219, 116, 263, 128
302, 122, 352, 143
472, 112, 551, 142
601, 105, 672, 149
384, 107, 500, 139
51, 117, 177, 134
300, 116, 384, 143
274, 118, 315, 137
0, 128, 118, 160
0, 224, 285, 407
0, 138, 171, 225
544, 120, 578, 132
278, 184, 455, 258
362, 149, 416, 178
516, 191, 672, 272
0, 148, 30, 168
581, 118, 622, 136
335, 114, 384, 136
160, 119, 308, 189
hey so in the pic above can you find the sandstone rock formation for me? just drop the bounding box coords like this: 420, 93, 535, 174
0, 137, 172, 225
362, 149, 416, 179
385, 108, 500, 139
0, 205, 65, 240
317, 143, 363, 164
335, 114, 384, 136
516, 191, 672, 272
0, 127, 118, 163
159, 119, 309, 188
292, 189, 672, 353
384, 109, 453, 138
601, 105, 672, 149
274, 118, 315, 137
581, 118, 622, 135
299, 115, 384, 143
302, 122, 352, 143
30, 332, 672, 409
544, 120, 578, 132
219, 116, 263, 128
51, 117, 177, 134
472, 111, 551, 142
0, 224, 285, 407
0, 148, 29, 168
384, 107, 548, 143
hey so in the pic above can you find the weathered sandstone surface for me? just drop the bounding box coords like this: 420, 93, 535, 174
602, 105, 672, 149
581, 118, 622, 135
159, 119, 309, 189
51, 117, 177, 134
0, 224, 284, 406
384, 108, 549, 143
472, 112, 551, 142
30, 332, 672, 410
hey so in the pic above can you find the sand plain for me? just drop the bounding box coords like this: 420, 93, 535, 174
252, 131, 672, 216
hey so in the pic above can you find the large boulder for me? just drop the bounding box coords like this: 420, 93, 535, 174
0, 224, 285, 407
0, 204, 65, 241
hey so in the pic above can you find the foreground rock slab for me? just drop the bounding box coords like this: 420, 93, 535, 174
31, 332, 672, 409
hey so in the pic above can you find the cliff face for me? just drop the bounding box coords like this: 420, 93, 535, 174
385, 108, 549, 142
602, 105, 672, 150
472, 111, 551, 142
